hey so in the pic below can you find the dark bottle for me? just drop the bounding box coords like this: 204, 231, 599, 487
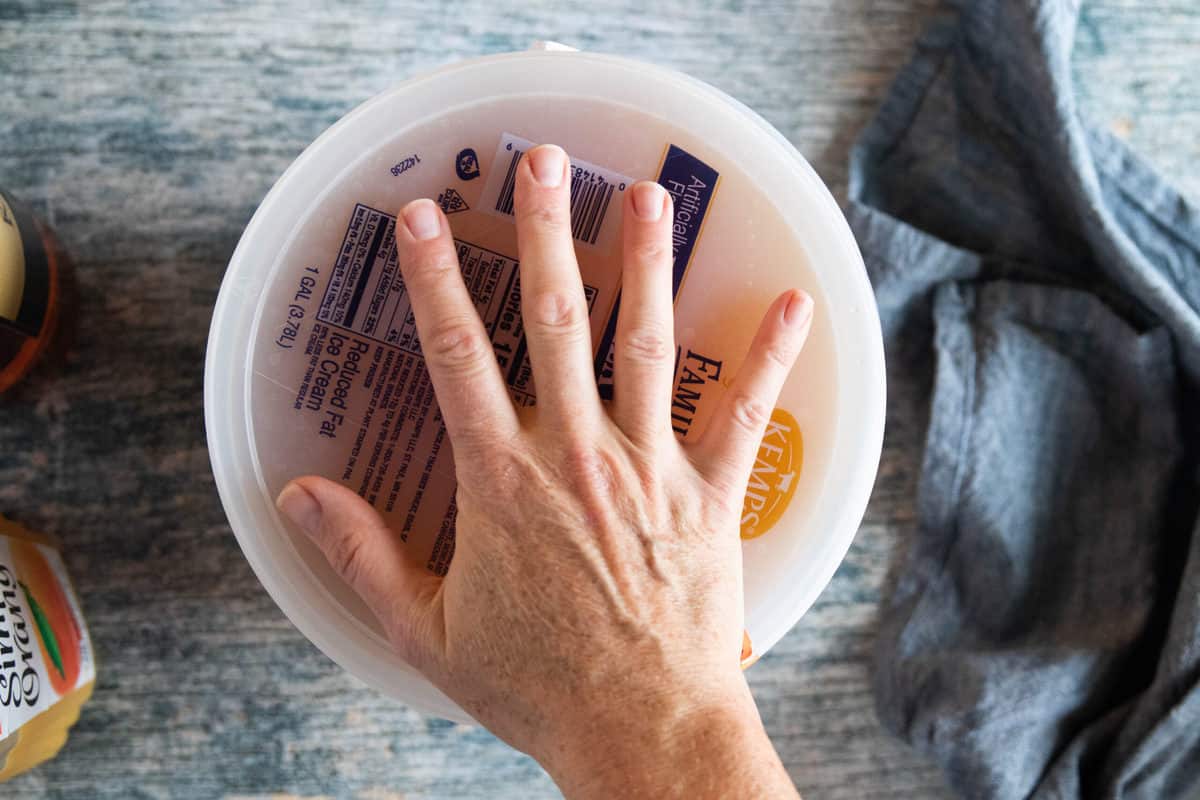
0, 187, 62, 393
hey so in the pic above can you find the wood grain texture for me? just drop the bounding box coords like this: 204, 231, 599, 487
0, 1, 1195, 797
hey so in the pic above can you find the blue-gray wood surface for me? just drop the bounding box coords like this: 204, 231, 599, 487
1, 1, 1196, 797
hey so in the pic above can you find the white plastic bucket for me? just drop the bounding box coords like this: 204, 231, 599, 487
205, 47, 885, 722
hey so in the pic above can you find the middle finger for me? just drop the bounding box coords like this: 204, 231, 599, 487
513, 144, 602, 428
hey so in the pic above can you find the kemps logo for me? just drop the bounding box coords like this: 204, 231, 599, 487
9, 541, 84, 698
740, 408, 803, 540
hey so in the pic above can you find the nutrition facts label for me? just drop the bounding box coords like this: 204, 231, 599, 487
316, 203, 595, 406
283, 202, 607, 573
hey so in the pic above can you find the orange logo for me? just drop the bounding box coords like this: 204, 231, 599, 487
10, 541, 83, 696
740, 408, 803, 540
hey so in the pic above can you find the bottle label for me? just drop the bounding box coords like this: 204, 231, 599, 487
0, 535, 95, 738
0, 191, 52, 365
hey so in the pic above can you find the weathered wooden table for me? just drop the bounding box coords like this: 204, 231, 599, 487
2, 2, 1196, 797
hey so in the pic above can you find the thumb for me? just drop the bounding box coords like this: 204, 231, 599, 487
276, 476, 442, 661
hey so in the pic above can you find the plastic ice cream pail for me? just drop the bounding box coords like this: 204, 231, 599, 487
205, 46, 886, 721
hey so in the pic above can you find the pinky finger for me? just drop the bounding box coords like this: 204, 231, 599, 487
688, 290, 813, 496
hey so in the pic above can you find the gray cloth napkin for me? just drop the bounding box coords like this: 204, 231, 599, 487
846, 2, 1200, 798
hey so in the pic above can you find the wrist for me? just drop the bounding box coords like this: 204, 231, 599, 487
535, 677, 797, 800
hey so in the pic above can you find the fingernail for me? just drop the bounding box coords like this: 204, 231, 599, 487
527, 145, 566, 188
277, 482, 323, 536
631, 181, 666, 221
401, 199, 442, 241
784, 290, 813, 328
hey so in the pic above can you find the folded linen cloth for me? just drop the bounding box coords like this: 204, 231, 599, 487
846, 2, 1200, 797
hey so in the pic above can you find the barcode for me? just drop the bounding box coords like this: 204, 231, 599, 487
493, 147, 617, 246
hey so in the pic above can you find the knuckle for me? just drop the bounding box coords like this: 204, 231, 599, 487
324, 529, 368, 586
727, 390, 770, 433
424, 319, 488, 372
620, 325, 672, 365
528, 290, 587, 335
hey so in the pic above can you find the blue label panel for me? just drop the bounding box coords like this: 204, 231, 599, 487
594, 145, 719, 399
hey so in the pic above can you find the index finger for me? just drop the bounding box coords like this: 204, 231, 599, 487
395, 198, 520, 450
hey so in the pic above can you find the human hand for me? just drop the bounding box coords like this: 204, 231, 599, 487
277, 144, 811, 798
